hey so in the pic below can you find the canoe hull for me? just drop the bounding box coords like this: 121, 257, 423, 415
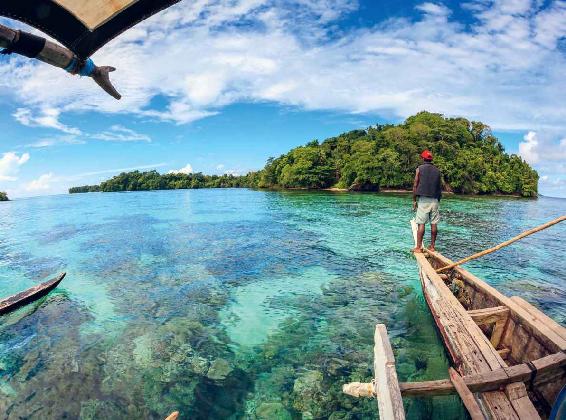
416, 247, 566, 418
0, 273, 66, 315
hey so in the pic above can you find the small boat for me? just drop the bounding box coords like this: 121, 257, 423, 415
412, 221, 566, 419
0, 273, 66, 316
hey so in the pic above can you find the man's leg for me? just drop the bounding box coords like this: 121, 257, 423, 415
414, 223, 426, 252
429, 224, 437, 252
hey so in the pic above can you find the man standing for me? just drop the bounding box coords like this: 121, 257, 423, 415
412, 150, 442, 253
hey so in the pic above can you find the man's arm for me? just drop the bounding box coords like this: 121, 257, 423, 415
412, 168, 420, 210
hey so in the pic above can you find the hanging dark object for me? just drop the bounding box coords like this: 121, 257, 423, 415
0, 0, 182, 99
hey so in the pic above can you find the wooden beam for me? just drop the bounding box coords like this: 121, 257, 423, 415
449, 368, 484, 420
345, 351, 566, 399
505, 383, 542, 419
468, 306, 509, 325
510, 296, 566, 341
374, 324, 406, 420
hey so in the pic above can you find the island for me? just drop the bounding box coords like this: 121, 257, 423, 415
0, 191, 9, 201
70, 112, 538, 197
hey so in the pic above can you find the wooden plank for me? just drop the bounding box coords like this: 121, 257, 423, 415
505, 382, 542, 419
374, 324, 405, 420
0, 273, 66, 315
449, 368, 484, 420
346, 351, 565, 399
416, 253, 507, 373
468, 306, 509, 325
510, 296, 566, 341
491, 319, 507, 348
426, 250, 566, 352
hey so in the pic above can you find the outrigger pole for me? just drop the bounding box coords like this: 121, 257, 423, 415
0, 23, 121, 99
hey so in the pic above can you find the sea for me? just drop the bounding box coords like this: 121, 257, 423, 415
0, 189, 564, 419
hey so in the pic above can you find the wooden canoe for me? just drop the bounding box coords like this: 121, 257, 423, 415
0, 273, 66, 316
412, 222, 566, 419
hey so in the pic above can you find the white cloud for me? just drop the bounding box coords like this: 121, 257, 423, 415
92, 125, 151, 142
1, 0, 564, 134
519, 131, 539, 164
13, 108, 81, 135
26, 173, 54, 192
27, 135, 86, 148
216, 164, 225, 170
0, 152, 30, 181
168, 164, 194, 174
1, 0, 566, 196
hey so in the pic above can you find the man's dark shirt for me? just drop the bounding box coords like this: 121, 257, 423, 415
416, 162, 442, 200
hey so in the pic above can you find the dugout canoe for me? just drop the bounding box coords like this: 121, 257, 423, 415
0, 273, 66, 316
411, 221, 566, 419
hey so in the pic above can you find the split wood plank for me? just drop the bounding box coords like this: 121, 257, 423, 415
468, 306, 509, 325
505, 382, 542, 420
374, 324, 406, 420
449, 367, 484, 420
510, 296, 566, 342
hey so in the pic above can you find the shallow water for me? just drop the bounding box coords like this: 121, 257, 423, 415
0, 189, 564, 419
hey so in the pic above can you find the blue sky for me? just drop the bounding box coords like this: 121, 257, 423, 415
1, 0, 565, 197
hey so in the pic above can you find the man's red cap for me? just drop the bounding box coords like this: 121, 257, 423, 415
421, 150, 433, 160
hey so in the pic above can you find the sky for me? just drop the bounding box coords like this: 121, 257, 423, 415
1, 0, 565, 198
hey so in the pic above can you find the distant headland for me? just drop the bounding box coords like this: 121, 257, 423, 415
70, 111, 538, 197
0, 192, 9, 201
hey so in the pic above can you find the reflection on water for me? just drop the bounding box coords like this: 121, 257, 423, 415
0, 190, 564, 419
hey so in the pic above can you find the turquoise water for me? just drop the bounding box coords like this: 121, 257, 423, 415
0, 190, 564, 419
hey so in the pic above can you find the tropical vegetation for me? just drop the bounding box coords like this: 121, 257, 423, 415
69, 112, 538, 197
0, 191, 9, 201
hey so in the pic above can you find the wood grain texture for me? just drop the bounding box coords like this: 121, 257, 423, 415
374, 324, 406, 420
449, 367, 484, 420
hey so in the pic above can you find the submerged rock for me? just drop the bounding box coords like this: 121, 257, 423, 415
207, 358, 233, 380
256, 402, 292, 419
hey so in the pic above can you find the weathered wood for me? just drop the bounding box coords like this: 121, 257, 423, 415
491, 318, 507, 348
449, 367, 484, 420
505, 382, 542, 419
468, 306, 509, 325
374, 324, 406, 420
416, 253, 506, 373
436, 215, 566, 273
415, 248, 543, 418
510, 296, 566, 341
345, 352, 566, 398
0, 273, 66, 315
427, 249, 566, 353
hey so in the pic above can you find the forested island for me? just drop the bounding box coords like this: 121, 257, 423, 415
70, 112, 539, 197
0, 192, 9, 201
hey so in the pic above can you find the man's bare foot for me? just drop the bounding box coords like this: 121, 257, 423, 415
427, 246, 436, 252
412, 247, 423, 253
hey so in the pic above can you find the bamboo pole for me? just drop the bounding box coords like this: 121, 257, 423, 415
436, 215, 566, 273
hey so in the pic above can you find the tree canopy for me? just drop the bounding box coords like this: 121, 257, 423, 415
0, 191, 9, 201
69, 112, 538, 197
253, 112, 538, 196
